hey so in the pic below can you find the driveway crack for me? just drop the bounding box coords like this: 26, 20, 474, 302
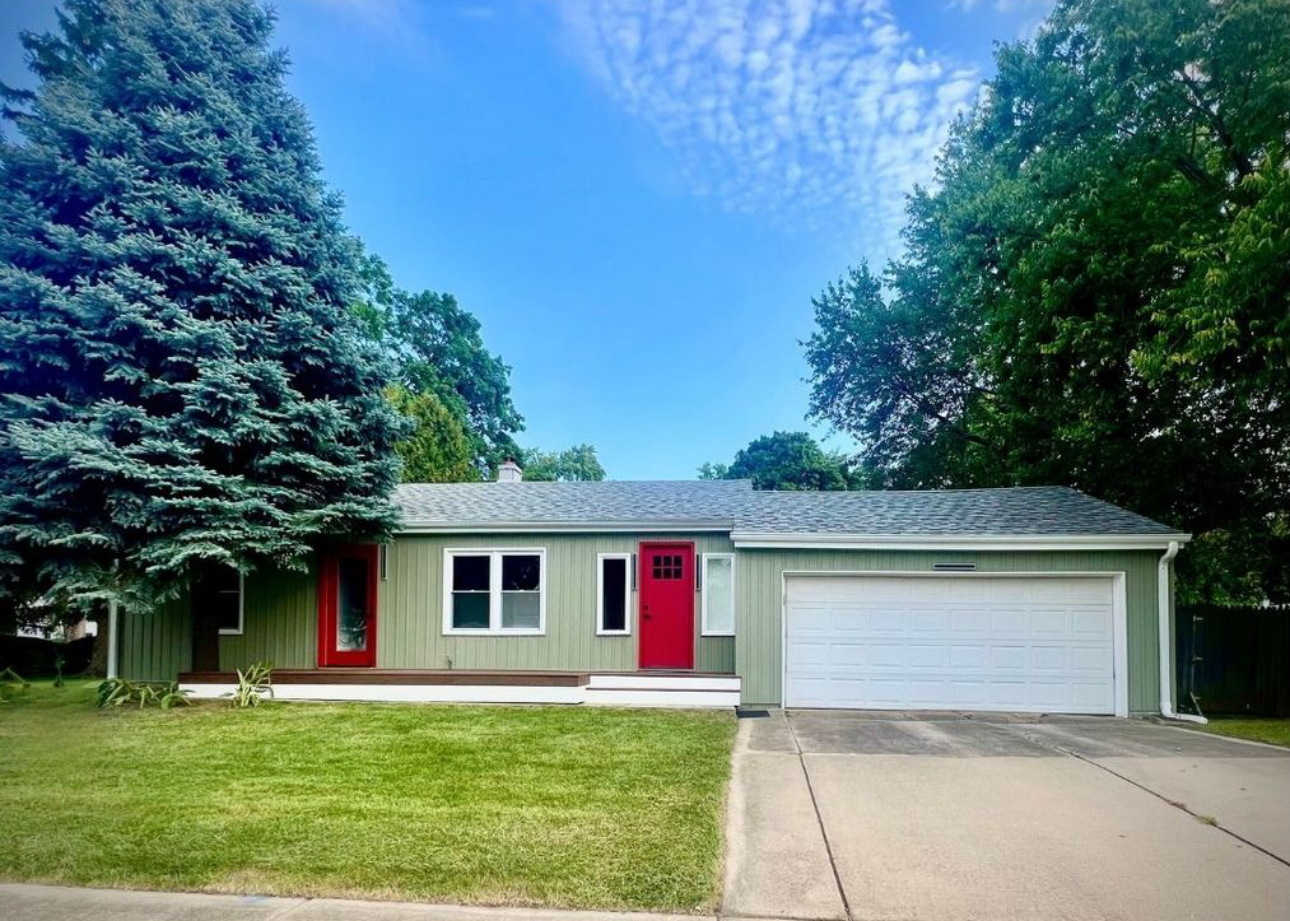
785, 711, 854, 921
985, 720, 1290, 872
1057, 744, 1290, 871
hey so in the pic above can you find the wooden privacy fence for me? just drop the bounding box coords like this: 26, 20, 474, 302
1176, 604, 1290, 717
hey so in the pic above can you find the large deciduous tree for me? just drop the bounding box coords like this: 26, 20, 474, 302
0, 0, 403, 629
806, 0, 1290, 602
520, 444, 606, 482
700, 431, 856, 491
355, 253, 523, 474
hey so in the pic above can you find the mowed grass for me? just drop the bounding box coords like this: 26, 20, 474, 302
0, 682, 736, 911
1195, 717, 1290, 748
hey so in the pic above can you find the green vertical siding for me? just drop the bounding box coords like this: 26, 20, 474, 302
734, 548, 1166, 713
121, 538, 1169, 712
120, 596, 190, 681
121, 564, 316, 680
378, 532, 735, 673
122, 533, 735, 679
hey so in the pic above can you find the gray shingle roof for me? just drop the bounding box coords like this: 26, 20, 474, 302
733, 486, 1180, 536
394, 481, 1183, 538
395, 479, 753, 528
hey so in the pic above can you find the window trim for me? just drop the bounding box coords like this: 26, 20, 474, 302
596, 552, 632, 636
442, 548, 547, 636
217, 572, 245, 636
700, 553, 735, 637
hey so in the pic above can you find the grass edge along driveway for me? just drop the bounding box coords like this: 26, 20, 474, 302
1193, 716, 1290, 748
0, 683, 736, 912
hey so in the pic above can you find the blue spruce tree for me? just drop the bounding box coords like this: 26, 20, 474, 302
0, 0, 403, 663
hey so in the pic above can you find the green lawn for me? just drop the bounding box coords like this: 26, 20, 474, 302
1195, 717, 1290, 748
0, 682, 736, 911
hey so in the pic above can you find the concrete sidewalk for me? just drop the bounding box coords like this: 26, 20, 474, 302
0, 885, 719, 921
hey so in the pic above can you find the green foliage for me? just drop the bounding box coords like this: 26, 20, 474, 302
356, 254, 523, 472
520, 444, 607, 482
806, 0, 1290, 602
229, 661, 272, 708
96, 677, 189, 709
386, 386, 477, 483
701, 432, 855, 491
0, 667, 30, 703
0, 0, 403, 614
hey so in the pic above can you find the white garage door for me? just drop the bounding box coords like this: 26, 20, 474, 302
784, 575, 1117, 714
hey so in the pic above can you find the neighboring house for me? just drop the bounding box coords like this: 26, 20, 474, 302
117, 461, 1191, 715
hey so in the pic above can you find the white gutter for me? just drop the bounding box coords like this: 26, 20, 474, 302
106, 597, 119, 680
1156, 540, 1205, 723
732, 532, 1192, 552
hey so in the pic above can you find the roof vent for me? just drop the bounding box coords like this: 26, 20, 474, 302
497, 458, 523, 483
933, 562, 977, 572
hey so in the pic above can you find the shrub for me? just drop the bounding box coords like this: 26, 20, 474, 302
96, 678, 191, 709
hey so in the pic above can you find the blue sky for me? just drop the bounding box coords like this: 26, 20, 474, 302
0, 0, 1051, 479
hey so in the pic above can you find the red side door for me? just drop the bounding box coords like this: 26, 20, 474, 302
638, 542, 695, 670
317, 544, 378, 667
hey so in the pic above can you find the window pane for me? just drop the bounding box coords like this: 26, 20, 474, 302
452, 592, 490, 629
601, 558, 626, 632
452, 555, 490, 592
705, 557, 734, 634
501, 592, 540, 630
337, 557, 369, 650
215, 591, 241, 633
502, 554, 541, 591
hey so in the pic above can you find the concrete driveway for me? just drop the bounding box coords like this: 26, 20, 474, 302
723, 710, 1290, 921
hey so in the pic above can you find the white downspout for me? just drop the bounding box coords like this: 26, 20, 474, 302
106, 597, 120, 680
1157, 541, 1205, 723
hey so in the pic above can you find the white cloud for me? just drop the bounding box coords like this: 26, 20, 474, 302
557, 0, 983, 260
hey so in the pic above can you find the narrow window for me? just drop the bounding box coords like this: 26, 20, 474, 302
450, 554, 491, 630
199, 567, 243, 636
597, 554, 630, 635
701, 554, 735, 636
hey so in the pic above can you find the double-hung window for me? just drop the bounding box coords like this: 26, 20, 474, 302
701, 553, 735, 636
596, 553, 631, 635
444, 549, 546, 635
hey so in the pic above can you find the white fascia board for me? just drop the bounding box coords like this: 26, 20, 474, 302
399, 520, 735, 535
732, 532, 1192, 551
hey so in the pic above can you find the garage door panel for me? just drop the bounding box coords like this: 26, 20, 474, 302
785, 576, 1116, 715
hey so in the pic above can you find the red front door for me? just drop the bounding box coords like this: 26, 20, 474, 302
317, 544, 378, 667
638, 542, 694, 670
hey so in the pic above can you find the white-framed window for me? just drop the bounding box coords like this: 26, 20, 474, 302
214, 570, 245, 636
443, 548, 546, 635
701, 553, 735, 636
596, 553, 632, 635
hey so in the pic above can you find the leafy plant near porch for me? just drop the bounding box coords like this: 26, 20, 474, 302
229, 662, 273, 709
96, 678, 191, 710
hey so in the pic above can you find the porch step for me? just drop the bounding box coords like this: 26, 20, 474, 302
583, 686, 743, 708
586, 673, 741, 692
179, 669, 741, 709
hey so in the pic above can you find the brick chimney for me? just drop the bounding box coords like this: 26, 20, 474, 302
497, 457, 523, 483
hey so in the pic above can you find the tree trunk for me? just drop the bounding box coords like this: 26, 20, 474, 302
190, 566, 221, 673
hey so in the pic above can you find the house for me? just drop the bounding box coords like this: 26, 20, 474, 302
116, 462, 1191, 715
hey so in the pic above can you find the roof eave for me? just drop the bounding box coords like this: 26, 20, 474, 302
730, 532, 1192, 551
398, 520, 737, 535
